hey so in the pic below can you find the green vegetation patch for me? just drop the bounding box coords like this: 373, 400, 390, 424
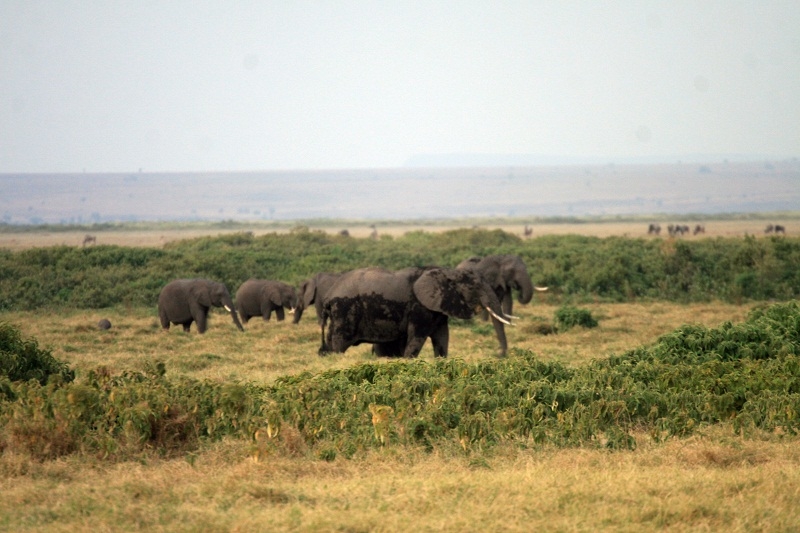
555, 305, 599, 330
0, 322, 74, 389
2, 231, 799, 311
2, 302, 799, 460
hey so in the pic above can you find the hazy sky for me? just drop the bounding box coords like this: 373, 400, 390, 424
2, 1, 799, 173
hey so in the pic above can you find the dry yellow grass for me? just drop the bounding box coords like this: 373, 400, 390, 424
2, 428, 799, 532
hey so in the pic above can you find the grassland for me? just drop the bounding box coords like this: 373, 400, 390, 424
1, 223, 799, 531
4, 301, 800, 531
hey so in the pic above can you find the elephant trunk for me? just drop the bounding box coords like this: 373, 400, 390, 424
224, 304, 245, 332
516, 271, 534, 305
480, 283, 510, 356
292, 304, 305, 324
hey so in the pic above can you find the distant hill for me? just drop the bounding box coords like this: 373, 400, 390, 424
1, 160, 799, 225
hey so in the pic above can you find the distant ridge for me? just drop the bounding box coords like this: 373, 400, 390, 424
403, 153, 797, 168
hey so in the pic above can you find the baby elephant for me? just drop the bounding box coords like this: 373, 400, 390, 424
235, 279, 298, 323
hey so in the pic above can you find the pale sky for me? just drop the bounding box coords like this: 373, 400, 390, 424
1, 1, 799, 173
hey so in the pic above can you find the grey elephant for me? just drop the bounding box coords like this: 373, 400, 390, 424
456, 254, 546, 317
321, 266, 511, 358
158, 279, 244, 333
293, 272, 343, 325
235, 279, 298, 323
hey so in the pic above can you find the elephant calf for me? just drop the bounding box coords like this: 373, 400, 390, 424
235, 279, 298, 323
158, 279, 244, 333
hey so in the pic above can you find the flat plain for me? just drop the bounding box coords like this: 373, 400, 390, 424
0, 217, 794, 250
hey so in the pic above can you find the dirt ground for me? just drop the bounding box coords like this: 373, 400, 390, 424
0, 219, 791, 250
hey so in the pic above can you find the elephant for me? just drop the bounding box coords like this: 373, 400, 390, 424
158, 279, 244, 333
321, 266, 512, 358
293, 272, 343, 325
456, 254, 546, 318
235, 279, 298, 323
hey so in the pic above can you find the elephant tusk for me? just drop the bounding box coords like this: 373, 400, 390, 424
289, 307, 296, 315
487, 307, 512, 326
534, 286, 549, 292
224, 305, 233, 312
504, 313, 520, 320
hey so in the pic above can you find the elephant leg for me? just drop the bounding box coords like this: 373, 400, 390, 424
430, 325, 449, 357
319, 314, 331, 355
195, 311, 208, 334
159, 309, 170, 330
403, 335, 427, 358
260, 304, 273, 321
181, 321, 192, 332
275, 307, 285, 321
402, 324, 428, 358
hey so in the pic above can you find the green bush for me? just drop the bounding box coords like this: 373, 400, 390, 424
1, 231, 799, 310
554, 305, 599, 331
0, 322, 74, 387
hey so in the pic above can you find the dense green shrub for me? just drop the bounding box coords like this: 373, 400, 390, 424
0, 322, 74, 388
0, 230, 798, 310
554, 305, 599, 330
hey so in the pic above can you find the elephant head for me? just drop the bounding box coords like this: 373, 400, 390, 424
293, 272, 342, 325
457, 254, 546, 316
196, 280, 245, 331
413, 268, 509, 323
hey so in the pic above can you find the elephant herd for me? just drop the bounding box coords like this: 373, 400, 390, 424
156, 255, 547, 358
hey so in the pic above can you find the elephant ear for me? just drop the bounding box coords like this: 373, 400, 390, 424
189, 282, 212, 307
413, 268, 474, 319
301, 279, 316, 307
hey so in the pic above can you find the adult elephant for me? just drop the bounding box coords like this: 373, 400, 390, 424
456, 254, 546, 317
293, 272, 343, 325
321, 266, 511, 358
158, 279, 244, 333
235, 279, 298, 323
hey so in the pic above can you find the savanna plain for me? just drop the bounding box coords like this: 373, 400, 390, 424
2, 220, 800, 532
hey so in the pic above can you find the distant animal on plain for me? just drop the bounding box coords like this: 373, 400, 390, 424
523, 225, 533, 238
647, 223, 661, 235
765, 224, 785, 234
82, 234, 96, 246
693, 224, 705, 235
339, 229, 350, 237
97, 318, 111, 330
